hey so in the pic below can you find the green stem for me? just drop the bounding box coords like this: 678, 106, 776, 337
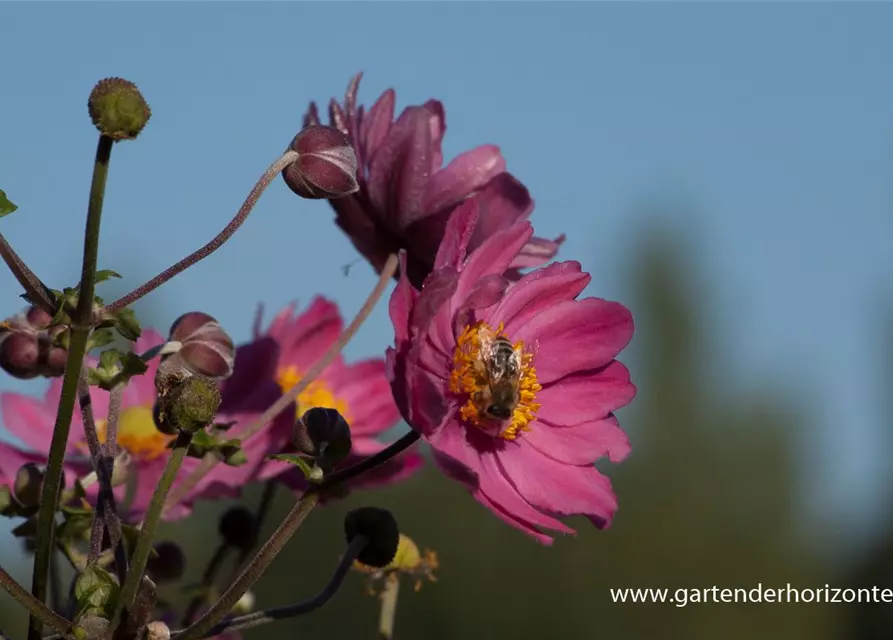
378, 575, 400, 640
176, 492, 320, 640
114, 431, 191, 627
27, 134, 114, 640
1, 566, 73, 636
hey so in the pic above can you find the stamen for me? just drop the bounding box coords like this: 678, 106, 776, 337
276, 365, 350, 420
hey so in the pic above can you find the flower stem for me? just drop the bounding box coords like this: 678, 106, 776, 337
104, 150, 298, 314
317, 430, 420, 493
162, 253, 399, 515
173, 534, 368, 638
378, 575, 400, 640
0, 232, 56, 313
113, 431, 192, 628
1, 565, 73, 636
27, 134, 114, 640
175, 492, 320, 640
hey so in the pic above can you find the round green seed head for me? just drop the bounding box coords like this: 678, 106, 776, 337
87, 77, 151, 141
165, 375, 221, 434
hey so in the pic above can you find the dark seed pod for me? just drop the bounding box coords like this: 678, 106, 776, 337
344, 507, 400, 568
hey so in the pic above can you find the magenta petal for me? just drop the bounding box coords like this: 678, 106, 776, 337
422, 145, 506, 215
525, 414, 631, 466
466, 173, 534, 247
428, 419, 480, 486
474, 490, 556, 546
454, 221, 533, 304
514, 298, 634, 384
424, 99, 446, 171
535, 361, 636, 426
389, 253, 418, 347
361, 88, 396, 165
511, 234, 566, 270
499, 441, 620, 528
479, 449, 575, 536
219, 337, 281, 413
1, 393, 69, 453
433, 199, 478, 271
493, 261, 591, 334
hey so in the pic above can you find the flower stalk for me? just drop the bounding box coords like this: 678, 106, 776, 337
378, 575, 400, 640
104, 150, 298, 313
0, 233, 56, 313
27, 133, 114, 640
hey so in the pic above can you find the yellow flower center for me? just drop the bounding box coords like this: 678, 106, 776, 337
449, 321, 541, 440
276, 365, 350, 420
94, 406, 174, 461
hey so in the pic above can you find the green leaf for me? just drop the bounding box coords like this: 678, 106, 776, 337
119, 351, 148, 378
87, 328, 116, 352
223, 447, 247, 467
113, 308, 141, 341
0, 190, 17, 217
268, 453, 320, 482
94, 269, 122, 284
74, 566, 120, 620
99, 348, 122, 371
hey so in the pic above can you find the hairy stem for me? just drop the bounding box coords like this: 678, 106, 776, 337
173, 535, 368, 638
28, 134, 114, 640
1, 565, 72, 636
317, 430, 420, 492
378, 576, 400, 640
0, 232, 56, 313
114, 432, 191, 627
163, 253, 399, 514
175, 492, 320, 640
104, 150, 298, 313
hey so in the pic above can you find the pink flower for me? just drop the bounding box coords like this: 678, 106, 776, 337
305, 73, 564, 288
0, 330, 225, 520
211, 297, 422, 498
386, 202, 636, 544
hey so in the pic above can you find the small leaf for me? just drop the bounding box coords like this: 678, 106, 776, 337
268, 453, 320, 482
119, 351, 148, 378
74, 566, 120, 620
113, 308, 141, 341
87, 329, 116, 352
98, 349, 122, 371
12, 517, 38, 539
94, 269, 122, 284
212, 420, 238, 432
0, 189, 18, 217
223, 448, 247, 467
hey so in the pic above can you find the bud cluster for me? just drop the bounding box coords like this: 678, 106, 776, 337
0, 306, 67, 379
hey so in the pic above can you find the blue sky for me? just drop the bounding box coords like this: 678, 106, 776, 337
1, 3, 892, 546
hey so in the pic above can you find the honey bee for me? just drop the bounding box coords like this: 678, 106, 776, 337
472, 331, 523, 422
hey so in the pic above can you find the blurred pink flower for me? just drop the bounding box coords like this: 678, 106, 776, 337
386, 202, 636, 544
0, 330, 225, 520
208, 297, 422, 498
305, 73, 564, 288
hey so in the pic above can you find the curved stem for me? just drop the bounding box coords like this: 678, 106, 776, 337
104, 151, 298, 313
174, 535, 368, 638
175, 492, 320, 640
0, 566, 72, 636
163, 253, 399, 515
28, 134, 114, 640
0, 232, 56, 313
317, 430, 420, 493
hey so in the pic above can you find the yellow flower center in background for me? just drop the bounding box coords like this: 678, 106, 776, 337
95, 406, 174, 461
449, 321, 541, 440
276, 365, 350, 420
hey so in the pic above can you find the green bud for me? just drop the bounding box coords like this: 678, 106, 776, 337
161, 375, 221, 434
87, 77, 151, 141
13, 463, 43, 508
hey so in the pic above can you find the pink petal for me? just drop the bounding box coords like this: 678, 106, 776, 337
328, 359, 400, 437
0, 393, 79, 453
499, 440, 620, 528
525, 414, 631, 466
454, 221, 533, 304
513, 298, 634, 384
468, 173, 533, 240
266, 297, 343, 371
422, 145, 506, 215
511, 234, 566, 270
535, 361, 637, 426
473, 489, 556, 546
424, 99, 446, 171
219, 337, 281, 413
389, 253, 418, 348
492, 261, 591, 334
433, 200, 478, 271
361, 88, 396, 167
366, 106, 432, 228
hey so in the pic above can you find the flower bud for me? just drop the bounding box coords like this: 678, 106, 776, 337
282, 125, 359, 200
13, 463, 43, 507
297, 407, 352, 472
344, 507, 400, 568
219, 506, 256, 552
147, 542, 186, 583
74, 616, 110, 640
231, 590, 255, 616
163, 312, 235, 380
156, 375, 221, 434
0, 306, 68, 379
87, 77, 151, 141
145, 621, 170, 640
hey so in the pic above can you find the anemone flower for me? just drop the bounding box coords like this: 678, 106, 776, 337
213, 297, 422, 498
303, 73, 564, 288
386, 201, 636, 544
